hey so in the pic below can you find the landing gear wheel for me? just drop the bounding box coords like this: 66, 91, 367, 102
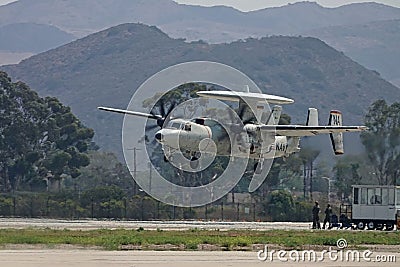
255, 165, 262, 174
253, 163, 258, 172
254, 161, 263, 174
367, 221, 375, 230
164, 155, 169, 162
375, 224, 384, 231
190, 157, 199, 169
385, 223, 394, 231
357, 222, 365, 230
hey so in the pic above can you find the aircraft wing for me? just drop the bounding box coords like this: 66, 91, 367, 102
98, 106, 161, 119
259, 125, 368, 137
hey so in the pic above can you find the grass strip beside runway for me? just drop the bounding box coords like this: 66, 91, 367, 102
0, 228, 399, 250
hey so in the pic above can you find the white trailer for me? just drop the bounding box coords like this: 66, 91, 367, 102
350, 185, 400, 230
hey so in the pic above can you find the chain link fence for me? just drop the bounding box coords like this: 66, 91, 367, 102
0, 191, 316, 222
0, 193, 269, 221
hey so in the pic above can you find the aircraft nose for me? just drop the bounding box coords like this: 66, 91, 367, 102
155, 132, 162, 142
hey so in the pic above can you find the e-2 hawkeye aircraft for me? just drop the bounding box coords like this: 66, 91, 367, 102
99, 89, 367, 172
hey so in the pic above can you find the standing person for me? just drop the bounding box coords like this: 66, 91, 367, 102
323, 204, 333, 229
312, 201, 321, 229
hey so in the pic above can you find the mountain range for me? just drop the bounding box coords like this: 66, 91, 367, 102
0, 0, 399, 87
305, 19, 400, 87
1, 1, 399, 38
0, 22, 75, 53
2, 23, 398, 156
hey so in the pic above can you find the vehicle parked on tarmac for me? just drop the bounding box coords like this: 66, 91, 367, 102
340, 185, 400, 231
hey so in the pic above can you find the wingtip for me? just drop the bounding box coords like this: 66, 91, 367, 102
98, 106, 111, 111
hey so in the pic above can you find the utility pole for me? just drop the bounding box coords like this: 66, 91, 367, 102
310, 163, 313, 201
128, 147, 141, 195
133, 147, 138, 195
321, 177, 332, 203
148, 161, 152, 193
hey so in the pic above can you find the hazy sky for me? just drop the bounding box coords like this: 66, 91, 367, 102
175, 0, 400, 10
0, 0, 399, 10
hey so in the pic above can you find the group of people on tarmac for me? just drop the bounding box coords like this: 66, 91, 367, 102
312, 201, 333, 229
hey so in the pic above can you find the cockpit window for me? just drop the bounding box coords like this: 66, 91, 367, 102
184, 123, 191, 131
168, 122, 181, 129
195, 118, 205, 125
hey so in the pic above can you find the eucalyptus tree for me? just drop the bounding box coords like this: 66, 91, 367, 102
361, 100, 400, 185
0, 71, 94, 192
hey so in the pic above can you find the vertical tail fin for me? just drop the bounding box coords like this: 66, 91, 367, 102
306, 108, 318, 126
329, 110, 344, 155
267, 105, 282, 125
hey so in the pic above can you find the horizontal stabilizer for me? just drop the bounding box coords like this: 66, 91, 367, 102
259, 125, 367, 136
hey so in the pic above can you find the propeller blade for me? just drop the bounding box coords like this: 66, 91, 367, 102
145, 124, 159, 131
237, 105, 255, 124
242, 117, 253, 124
166, 101, 177, 117
158, 98, 166, 117
148, 98, 178, 128
238, 105, 246, 120
156, 118, 165, 128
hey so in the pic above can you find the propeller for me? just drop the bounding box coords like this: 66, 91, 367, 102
145, 98, 178, 131
228, 104, 255, 134
237, 104, 255, 125
98, 98, 179, 146
144, 98, 179, 145
215, 105, 255, 143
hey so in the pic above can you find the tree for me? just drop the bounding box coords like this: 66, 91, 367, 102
76, 151, 135, 194
361, 100, 400, 185
265, 190, 295, 221
0, 71, 94, 192
298, 147, 320, 199
333, 156, 362, 200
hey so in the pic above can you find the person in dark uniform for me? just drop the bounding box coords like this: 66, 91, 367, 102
312, 201, 321, 229
323, 204, 333, 229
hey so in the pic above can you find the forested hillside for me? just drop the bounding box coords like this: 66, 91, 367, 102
2, 23, 399, 155
1, 1, 399, 86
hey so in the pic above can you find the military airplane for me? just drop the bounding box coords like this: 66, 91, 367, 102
99, 89, 367, 172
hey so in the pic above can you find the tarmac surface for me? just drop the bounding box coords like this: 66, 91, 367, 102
0, 250, 398, 267
0, 218, 398, 266
0, 218, 311, 231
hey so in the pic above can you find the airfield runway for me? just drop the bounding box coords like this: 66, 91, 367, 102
0, 218, 311, 231
1, 218, 398, 266
0, 250, 398, 267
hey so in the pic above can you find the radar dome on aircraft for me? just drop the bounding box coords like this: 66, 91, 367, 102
196, 90, 294, 104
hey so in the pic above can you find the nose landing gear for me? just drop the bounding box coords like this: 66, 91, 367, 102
190, 152, 201, 169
